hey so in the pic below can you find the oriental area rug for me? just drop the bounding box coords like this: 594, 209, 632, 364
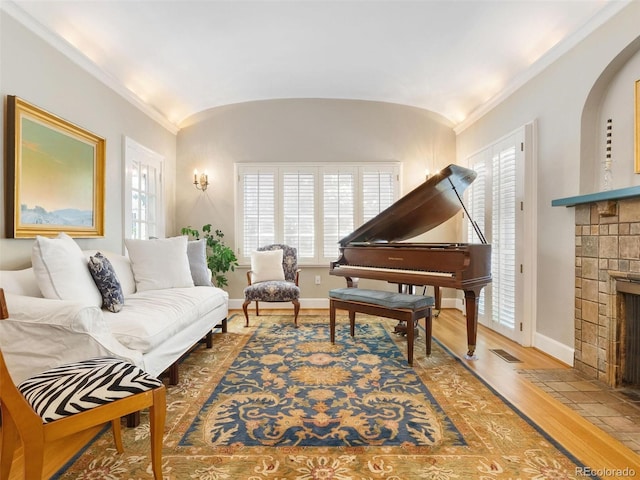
54, 314, 593, 479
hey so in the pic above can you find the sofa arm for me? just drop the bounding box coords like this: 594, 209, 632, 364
0, 293, 144, 384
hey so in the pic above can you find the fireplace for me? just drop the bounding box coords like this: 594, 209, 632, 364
571, 195, 640, 387
614, 279, 640, 387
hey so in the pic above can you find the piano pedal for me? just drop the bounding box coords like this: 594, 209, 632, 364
392, 321, 420, 338
393, 323, 406, 335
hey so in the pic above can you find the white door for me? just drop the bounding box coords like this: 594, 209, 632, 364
467, 128, 527, 343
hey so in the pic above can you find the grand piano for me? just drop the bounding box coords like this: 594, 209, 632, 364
329, 164, 491, 359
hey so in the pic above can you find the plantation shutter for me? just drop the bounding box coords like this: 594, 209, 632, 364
362, 170, 395, 222
491, 144, 517, 330
242, 172, 275, 254
283, 172, 315, 258
323, 172, 355, 259
237, 163, 399, 264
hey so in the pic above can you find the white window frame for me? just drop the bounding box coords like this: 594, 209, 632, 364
235, 162, 400, 266
123, 136, 165, 241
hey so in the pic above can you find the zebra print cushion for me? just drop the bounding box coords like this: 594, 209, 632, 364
18, 357, 163, 423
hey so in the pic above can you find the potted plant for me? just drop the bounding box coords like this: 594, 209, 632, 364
181, 224, 238, 288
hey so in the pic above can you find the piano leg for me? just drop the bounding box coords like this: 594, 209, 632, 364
330, 299, 336, 343
463, 288, 482, 360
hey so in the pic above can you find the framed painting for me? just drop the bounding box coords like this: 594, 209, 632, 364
636, 80, 640, 173
5, 96, 105, 238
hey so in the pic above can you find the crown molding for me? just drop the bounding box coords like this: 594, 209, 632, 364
454, 0, 631, 135
1, 1, 180, 134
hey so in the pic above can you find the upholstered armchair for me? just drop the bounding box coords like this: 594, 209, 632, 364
242, 244, 301, 327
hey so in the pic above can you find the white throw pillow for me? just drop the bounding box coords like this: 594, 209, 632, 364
31, 232, 102, 307
187, 239, 212, 286
251, 249, 285, 283
124, 236, 195, 292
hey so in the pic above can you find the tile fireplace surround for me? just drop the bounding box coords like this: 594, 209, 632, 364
572, 195, 640, 387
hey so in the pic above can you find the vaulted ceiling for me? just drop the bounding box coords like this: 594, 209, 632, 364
3, 0, 626, 130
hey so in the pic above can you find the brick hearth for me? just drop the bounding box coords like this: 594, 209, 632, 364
574, 197, 640, 387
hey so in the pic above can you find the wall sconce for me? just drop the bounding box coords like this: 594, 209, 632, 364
193, 169, 209, 192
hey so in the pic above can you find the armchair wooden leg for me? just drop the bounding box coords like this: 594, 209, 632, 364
22, 435, 45, 480
255, 301, 260, 316
0, 410, 18, 480
292, 299, 300, 328
242, 299, 251, 327
112, 418, 124, 453
150, 387, 166, 480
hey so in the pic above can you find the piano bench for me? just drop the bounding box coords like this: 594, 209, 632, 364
328, 288, 435, 366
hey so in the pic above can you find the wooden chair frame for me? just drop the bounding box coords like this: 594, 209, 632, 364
0, 289, 166, 479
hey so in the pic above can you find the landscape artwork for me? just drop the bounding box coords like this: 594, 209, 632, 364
6, 96, 105, 238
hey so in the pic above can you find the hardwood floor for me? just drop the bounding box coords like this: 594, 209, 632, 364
432, 309, 640, 476
2, 308, 639, 479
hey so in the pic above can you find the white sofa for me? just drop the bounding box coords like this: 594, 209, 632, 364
0, 236, 229, 390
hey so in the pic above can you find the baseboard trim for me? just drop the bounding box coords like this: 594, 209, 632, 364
229, 298, 330, 310
533, 332, 574, 366
229, 297, 462, 311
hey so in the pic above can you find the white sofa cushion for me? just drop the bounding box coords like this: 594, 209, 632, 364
31, 233, 101, 307
0, 268, 43, 297
124, 236, 194, 292
105, 287, 227, 353
0, 293, 143, 384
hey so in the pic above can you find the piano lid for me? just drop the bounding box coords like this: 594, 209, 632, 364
339, 163, 477, 245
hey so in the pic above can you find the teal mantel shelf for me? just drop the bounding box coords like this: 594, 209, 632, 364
552, 186, 640, 207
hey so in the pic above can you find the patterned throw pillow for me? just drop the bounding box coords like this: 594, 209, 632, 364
88, 252, 125, 313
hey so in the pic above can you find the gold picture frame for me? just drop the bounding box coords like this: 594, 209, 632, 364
636, 79, 640, 173
5, 96, 105, 238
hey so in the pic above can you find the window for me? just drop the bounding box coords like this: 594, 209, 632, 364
124, 137, 165, 240
236, 163, 399, 265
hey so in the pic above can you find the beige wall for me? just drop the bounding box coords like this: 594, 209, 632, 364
177, 99, 458, 305
456, 1, 640, 361
0, 11, 177, 270
5, 1, 638, 363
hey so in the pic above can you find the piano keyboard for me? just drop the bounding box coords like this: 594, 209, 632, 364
333, 265, 454, 278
